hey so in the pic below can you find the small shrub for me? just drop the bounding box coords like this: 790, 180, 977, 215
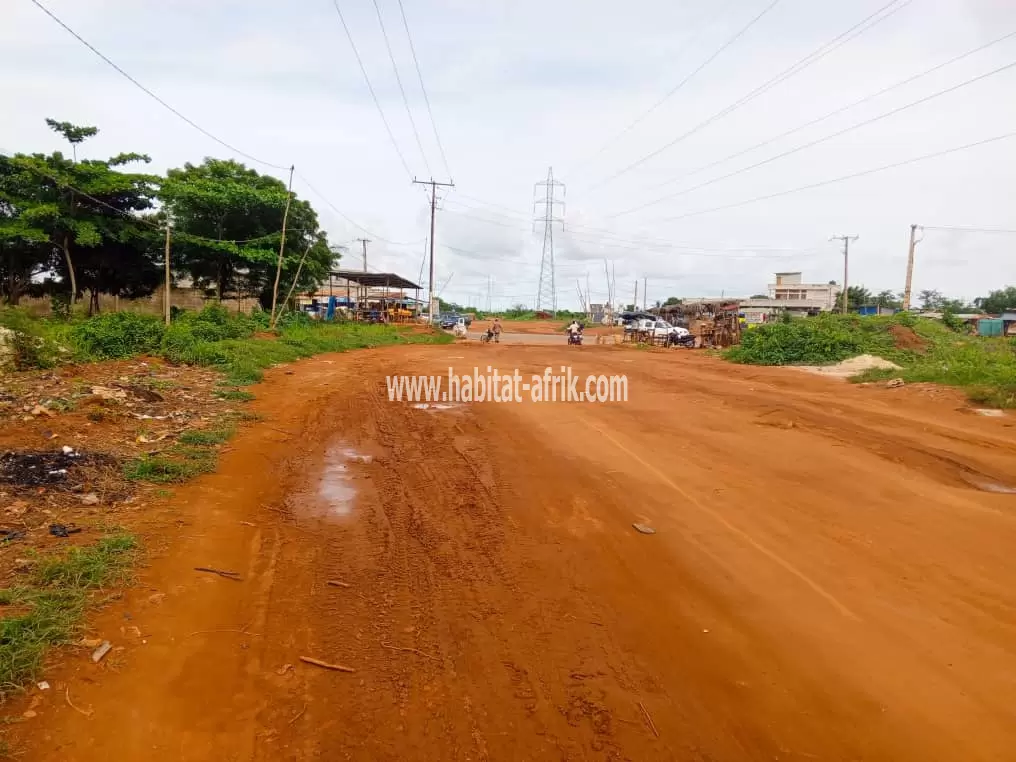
123, 455, 211, 483
70, 312, 165, 360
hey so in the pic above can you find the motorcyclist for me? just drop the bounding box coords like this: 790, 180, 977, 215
492, 318, 502, 344
567, 320, 582, 344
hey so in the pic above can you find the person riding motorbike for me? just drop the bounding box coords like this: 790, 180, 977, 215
567, 320, 583, 345
491, 318, 502, 344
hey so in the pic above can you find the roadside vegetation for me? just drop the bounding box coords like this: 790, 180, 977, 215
1, 303, 450, 378
727, 313, 1016, 407
0, 533, 137, 695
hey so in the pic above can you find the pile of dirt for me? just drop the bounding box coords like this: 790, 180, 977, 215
798, 354, 902, 379
890, 324, 928, 353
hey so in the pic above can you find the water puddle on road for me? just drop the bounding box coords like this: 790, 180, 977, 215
295, 443, 378, 519
411, 402, 463, 412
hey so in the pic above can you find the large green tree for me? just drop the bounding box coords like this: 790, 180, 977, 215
0, 157, 56, 305
160, 159, 332, 308
974, 286, 1016, 314
0, 120, 160, 311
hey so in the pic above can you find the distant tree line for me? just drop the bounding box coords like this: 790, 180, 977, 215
0, 119, 337, 312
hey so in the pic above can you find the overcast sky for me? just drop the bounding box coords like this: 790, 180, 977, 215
3, 0, 1015, 309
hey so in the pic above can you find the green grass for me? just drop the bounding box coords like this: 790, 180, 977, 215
123, 453, 213, 484
727, 313, 1016, 407
216, 388, 256, 402
125, 423, 234, 484
0, 534, 137, 695
178, 425, 235, 447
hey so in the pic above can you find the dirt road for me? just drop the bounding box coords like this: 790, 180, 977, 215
15, 344, 1016, 761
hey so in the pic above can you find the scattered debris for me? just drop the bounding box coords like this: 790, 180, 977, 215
886, 378, 906, 389
115, 383, 164, 403
31, 405, 56, 418
326, 580, 351, 588
0, 529, 26, 543
91, 640, 113, 663
632, 523, 656, 535
49, 523, 82, 538
973, 409, 1005, 417
299, 656, 355, 673
194, 566, 242, 581
78, 637, 104, 648
80, 492, 100, 506
0, 450, 116, 489
37, 681, 50, 691
276, 663, 294, 676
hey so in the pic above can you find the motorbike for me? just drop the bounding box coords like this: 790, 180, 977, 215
567, 330, 583, 346
669, 332, 696, 348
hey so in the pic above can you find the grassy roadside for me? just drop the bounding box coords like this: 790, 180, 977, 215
0, 533, 138, 696
726, 313, 1016, 407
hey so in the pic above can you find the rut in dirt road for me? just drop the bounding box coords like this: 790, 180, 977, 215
12, 345, 1016, 762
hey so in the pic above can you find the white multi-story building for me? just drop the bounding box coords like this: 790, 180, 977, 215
740, 272, 842, 321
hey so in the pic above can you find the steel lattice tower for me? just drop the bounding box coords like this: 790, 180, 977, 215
534, 167, 565, 314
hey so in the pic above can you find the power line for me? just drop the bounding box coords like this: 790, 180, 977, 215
395, 0, 452, 180
610, 58, 1016, 217
647, 28, 1016, 195
568, 0, 780, 175
370, 0, 431, 177
923, 226, 1016, 234
26, 0, 394, 245
439, 200, 824, 253
329, 0, 415, 181
26, 0, 291, 172
583, 0, 910, 192
653, 129, 1016, 223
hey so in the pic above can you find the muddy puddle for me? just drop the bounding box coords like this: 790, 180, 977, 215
290, 443, 379, 519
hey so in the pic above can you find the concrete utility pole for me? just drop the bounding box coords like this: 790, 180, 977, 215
830, 234, 859, 314
355, 238, 371, 273
412, 178, 455, 319
633, 281, 638, 311
643, 277, 648, 311
902, 224, 923, 311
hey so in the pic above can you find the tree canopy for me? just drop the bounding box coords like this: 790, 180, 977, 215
0, 121, 337, 312
974, 286, 1016, 314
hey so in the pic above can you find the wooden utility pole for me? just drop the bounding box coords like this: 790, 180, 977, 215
830, 234, 859, 314
269, 165, 296, 329
412, 178, 455, 319
163, 224, 172, 325
355, 238, 371, 273
902, 224, 923, 311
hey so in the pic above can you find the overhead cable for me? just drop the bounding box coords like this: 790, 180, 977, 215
611, 59, 1016, 217
583, 0, 911, 192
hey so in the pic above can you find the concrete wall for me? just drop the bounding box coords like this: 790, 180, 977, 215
15, 286, 259, 316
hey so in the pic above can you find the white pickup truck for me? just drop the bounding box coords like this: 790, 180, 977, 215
635, 318, 689, 340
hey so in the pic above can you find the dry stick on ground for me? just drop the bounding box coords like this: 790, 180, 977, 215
288, 704, 307, 726
300, 656, 355, 673
65, 687, 93, 717
326, 580, 350, 588
638, 701, 660, 738
185, 628, 262, 639
381, 642, 440, 662
194, 566, 242, 581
